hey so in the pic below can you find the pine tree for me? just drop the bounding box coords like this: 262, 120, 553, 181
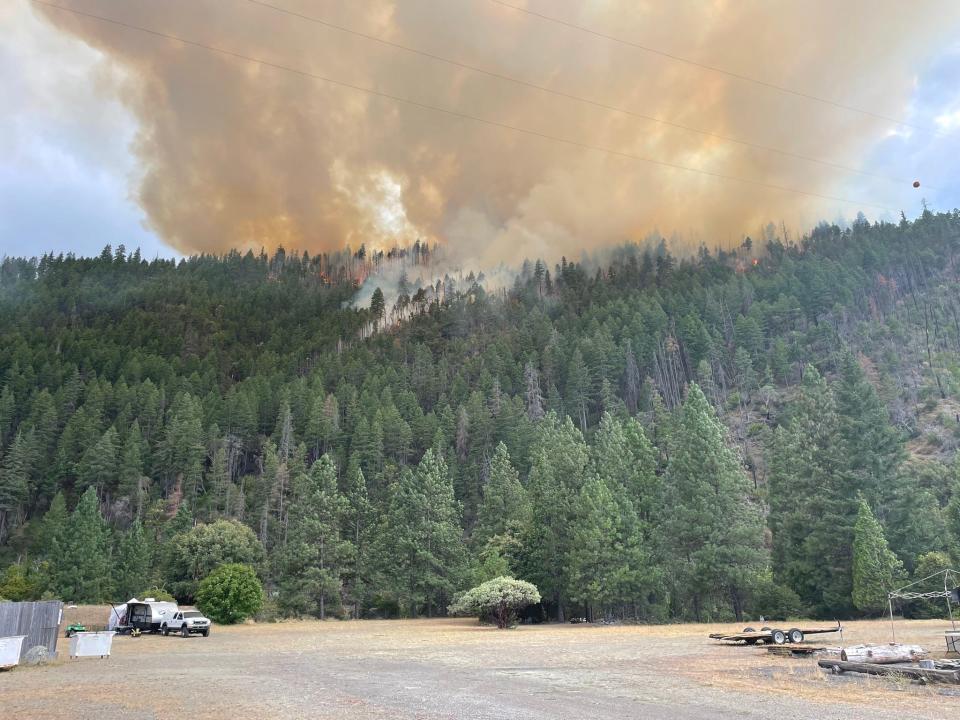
852, 500, 903, 614
566, 475, 621, 620
341, 457, 372, 618
590, 413, 657, 614
207, 443, 230, 518
76, 425, 120, 495
376, 449, 465, 617
733, 347, 757, 403
592, 413, 658, 517
164, 502, 194, 541
115, 519, 152, 599
118, 421, 146, 514
280, 455, 347, 618
26, 389, 58, 501
370, 287, 386, 329
352, 416, 383, 479
945, 475, 960, 562
0, 385, 14, 450
767, 366, 853, 616
56, 487, 113, 602
258, 441, 284, 550
523, 362, 545, 422
37, 491, 69, 563
474, 442, 529, 550
884, 480, 947, 572
834, 350, 904, 507
623, 341, 641, 415
161, 392, 205, 501
566, 349, 591, 432
521, 413, 590, 621
273, 400, 294, 464
659, 384, 765, 621
0, 428, 36, 543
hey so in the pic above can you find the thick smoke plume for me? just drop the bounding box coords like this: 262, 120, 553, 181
34, 0, 959, 263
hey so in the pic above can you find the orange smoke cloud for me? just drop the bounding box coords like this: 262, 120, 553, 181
32, 0, 960, 263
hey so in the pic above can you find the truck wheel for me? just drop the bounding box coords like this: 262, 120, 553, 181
65, 629, 73, 638
771, 629, 787, 645
202, 628, 210, 637
162, 624, 169, 636
788, 628, 804, 644
181, 625, 189, 638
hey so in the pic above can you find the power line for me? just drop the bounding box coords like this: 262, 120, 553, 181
238, 0, 921, 189
31, 0, 899, 214
486, 0, 929, 133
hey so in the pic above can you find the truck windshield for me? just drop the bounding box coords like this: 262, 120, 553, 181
183, 612, 203, 618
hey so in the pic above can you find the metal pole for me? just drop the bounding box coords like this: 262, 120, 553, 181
888, 595, 896, 643
946, 571, 956, 632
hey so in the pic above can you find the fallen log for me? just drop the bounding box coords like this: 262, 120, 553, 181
840, 644, 928, 664
818, 659, 960, 684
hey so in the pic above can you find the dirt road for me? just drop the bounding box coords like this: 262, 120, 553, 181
1, 618, 955, 719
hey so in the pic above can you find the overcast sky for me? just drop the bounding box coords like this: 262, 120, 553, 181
2, 1, 959, 261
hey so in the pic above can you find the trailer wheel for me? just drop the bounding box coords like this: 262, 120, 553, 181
742, 627, 756, 633
161, 624, 169, 636
771, 629, 787, 645
760, 626, 771, 632
788, 628, 804, 644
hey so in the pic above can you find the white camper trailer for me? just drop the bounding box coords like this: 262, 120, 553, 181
113, 598, 179, 634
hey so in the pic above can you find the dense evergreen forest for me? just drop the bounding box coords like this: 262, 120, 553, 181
3, 210, 960, 622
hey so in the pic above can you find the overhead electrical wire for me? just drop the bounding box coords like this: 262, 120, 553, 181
485, 0, 930, 134
31, 0, 899, 213
238, 0, 922, 190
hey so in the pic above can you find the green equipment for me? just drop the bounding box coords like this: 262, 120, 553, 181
64, 622, 86, 638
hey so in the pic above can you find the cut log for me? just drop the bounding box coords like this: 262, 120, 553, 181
840, 644, 928, 664
818, 659, 960, 684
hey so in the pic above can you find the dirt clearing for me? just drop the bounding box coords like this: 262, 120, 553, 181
1, 617, 955, 719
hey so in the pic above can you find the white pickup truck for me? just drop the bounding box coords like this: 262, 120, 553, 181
161, 609, 212, 637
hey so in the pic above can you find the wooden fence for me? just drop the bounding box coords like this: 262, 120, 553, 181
0, 600, 64, 660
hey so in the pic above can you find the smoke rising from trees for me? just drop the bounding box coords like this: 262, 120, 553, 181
33, 0, 958, 262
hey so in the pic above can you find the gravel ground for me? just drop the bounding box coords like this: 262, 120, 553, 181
1, 617, 955, 719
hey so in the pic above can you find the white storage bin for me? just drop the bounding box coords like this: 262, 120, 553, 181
69, 631, 116, 659
0, 635, 27, 668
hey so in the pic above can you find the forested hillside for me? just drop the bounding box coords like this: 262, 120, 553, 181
2, 210, 960, 622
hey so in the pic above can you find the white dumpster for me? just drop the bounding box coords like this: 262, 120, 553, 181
0, 635, 27, 669
69, 631, 116, 659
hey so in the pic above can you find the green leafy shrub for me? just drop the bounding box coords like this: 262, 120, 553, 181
196, 563, 264, 624
449, 576, 540, 628
165, 520, 264, 602
0, 564, 40, 601
748, 571, 805, 619
903, 551, 952, 619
